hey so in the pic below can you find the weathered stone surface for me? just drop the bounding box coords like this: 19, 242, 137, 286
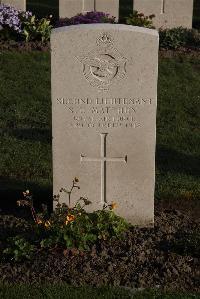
59, 0, 119, 20
133, 0, 193, 29
51, 24, 158, 226
1, 0, 26, 11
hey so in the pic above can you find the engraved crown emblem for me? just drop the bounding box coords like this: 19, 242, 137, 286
96, 33, 114, 47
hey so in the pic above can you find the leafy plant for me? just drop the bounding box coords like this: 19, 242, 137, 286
159, 27, 200, 50
22, 15, 52, 42
3, 236, 35, 262
126, 10, 155, 29
15, 179, 129, 254
40, 178, 129, 251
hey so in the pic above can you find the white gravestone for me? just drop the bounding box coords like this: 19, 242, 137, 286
59, 0, 119, 20
1, 0, 26, 11
133, 0, 193, 29
51, 24, 158, 226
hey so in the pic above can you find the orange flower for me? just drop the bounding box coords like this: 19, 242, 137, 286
67, 214, 75, 222
111, 202, 117, 209
65, 214, 75, 225
36, 218, 43, 225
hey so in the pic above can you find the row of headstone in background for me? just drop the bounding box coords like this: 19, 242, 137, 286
51, 24, 159, 226
1, 0, 194, 29
59, 0, 119, 20
1, 0, 26, 11
133, 0, 194, 29
59, 0, 193, 29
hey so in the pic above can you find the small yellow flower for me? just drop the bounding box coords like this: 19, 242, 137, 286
111, 202, 117, 209
44, 220, 51, 228
102, 234, 107, 240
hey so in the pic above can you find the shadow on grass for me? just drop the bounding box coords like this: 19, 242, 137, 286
156, 145, 200, 176
2, 128, 51, 144
0, 178, 52, 217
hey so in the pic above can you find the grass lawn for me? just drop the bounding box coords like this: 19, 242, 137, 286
0, 285, 199, 299
0, 51, 200, 211
156, 56, 200, 201
0, 52, 52, 211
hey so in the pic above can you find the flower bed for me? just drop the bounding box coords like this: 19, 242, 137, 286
0, 6, 200, 52
0, 206, 199, 292
0, 179, 199, 291
56, 11, 116, 27
0, 4, 52, 43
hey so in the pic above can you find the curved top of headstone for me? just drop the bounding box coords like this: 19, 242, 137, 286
52, 24, 159, 37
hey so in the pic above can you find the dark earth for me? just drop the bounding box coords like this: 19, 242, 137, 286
0, 200, 199, 293
0, 40, 50, 52
0, 40, 200, 58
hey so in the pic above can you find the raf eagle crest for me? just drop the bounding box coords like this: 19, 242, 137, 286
77, 33, 127, 90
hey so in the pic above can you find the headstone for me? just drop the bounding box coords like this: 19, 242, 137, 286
133, 0, 193, 29
51, 24, 158, 226
1, 0, 26, 11
59, 0, 119, 20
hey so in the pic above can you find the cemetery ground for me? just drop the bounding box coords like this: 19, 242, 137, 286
0, 51, 200, 296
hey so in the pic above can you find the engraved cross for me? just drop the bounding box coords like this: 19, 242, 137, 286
161, 0, 166, 14
80, 133, 127, 204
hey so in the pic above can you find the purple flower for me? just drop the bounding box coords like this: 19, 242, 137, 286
0, 4, 32, 34
57, 11, 116, 27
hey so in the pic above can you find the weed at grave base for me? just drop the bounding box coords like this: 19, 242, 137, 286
2, 178, 129, 262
